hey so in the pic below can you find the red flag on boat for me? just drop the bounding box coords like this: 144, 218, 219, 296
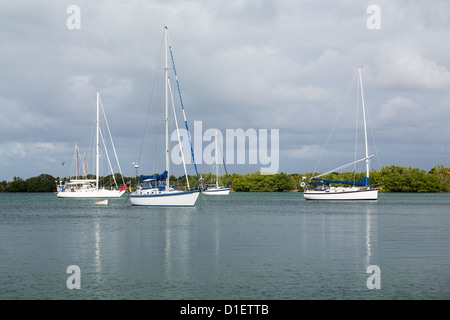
120, 185, 127, 192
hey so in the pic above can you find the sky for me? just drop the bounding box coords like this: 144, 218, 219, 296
1, 0, 450, 182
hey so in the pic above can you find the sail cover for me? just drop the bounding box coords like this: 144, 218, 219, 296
140, 171, 168, 182
312, 177, 370, 187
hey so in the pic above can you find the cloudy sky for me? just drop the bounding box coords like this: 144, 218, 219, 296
1, 0, 450, 181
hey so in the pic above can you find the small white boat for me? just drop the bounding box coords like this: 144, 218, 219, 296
202, 130, 231, 196
95, 200, 108, 206
202, 187, 231, 195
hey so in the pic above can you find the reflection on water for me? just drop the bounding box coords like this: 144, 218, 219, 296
162, 209, 193, 282
365, 206, 373, 267
164, 211, 172, 280
94, 218, 102, 279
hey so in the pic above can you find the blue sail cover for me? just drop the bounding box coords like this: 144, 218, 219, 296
169, 47, 199, 181
140, 171, 168, 182
312, 177, 370, 187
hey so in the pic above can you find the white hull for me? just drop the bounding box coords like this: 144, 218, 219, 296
202, 188, 231, 195
303, 188, 378, 200
57, 189, 126, 198
129, 190, 200, 207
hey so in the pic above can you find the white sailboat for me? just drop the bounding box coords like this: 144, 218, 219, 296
129, 26, 200, 207
57, 91, 127, 198
202, 130, 231, 195
303, 67, 378, 200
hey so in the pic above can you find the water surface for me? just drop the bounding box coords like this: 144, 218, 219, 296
0, 192, 449, 300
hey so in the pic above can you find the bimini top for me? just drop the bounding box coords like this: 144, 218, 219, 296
140, 171, 168, 182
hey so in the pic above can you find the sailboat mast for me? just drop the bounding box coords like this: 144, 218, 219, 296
96, 91, 100, 189
76, 142, 79, 180
358, 67, 370, 185
84, 153, 88, 180
164, 26, 170, 190
215, 130, 219, 188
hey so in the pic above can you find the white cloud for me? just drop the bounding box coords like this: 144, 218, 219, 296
377, 96, 425, 127
35, 143, 56, 150
376, 47, 450, 91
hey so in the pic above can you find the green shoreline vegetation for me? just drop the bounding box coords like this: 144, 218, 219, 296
1, 165, 449, 193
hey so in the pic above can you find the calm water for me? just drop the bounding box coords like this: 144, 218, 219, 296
0, 192, 449, 300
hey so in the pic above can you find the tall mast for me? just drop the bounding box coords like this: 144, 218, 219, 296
215, 130, 219, 188
358, 67, 370, 186
84, 153, 88, 180
76, 142, 79, 180
164, 26, 170, 190
96, 91, 100, 189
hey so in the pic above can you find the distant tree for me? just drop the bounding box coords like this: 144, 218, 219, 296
0, 180, 7, 192
26, 174, 56, 192
229, 172, 295, 192
7, 177, 27, 192
170, 175, 178, 186
429, 165, 450, 192
2, 165, 450, 193
378, 165, 446, 192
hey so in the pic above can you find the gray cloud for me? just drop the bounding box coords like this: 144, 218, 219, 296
1, 0, 449, 181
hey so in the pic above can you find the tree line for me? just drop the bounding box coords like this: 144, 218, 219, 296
1, 165, 449, 193
228, 165, 450, 193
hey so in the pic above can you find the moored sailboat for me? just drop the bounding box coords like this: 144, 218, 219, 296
129, 26, 200, 207
202, 130, 231, 195
57, 91, 127, 198
303, 67, 378, 201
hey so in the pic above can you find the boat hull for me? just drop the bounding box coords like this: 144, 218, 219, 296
129, 190, 200, 207
202, 188, 231, 195
57, 189, 126, 198
303, 189, 378, 200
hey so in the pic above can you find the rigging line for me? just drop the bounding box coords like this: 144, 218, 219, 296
312, 155, 374, 179
88, 95, 96, 177
312, 70, 358, 177
216, 133, 229, 177
83, 153, 88, 180
69, 142, 78, 180
138, 35, 165, 169
353, 69, 361, 184
168, 42, 199, 181
99, 95, 125, 186
76, 142, 80, 180
168, 79, 190, 190
365, 91, 384, 184
98, 128, 118, 188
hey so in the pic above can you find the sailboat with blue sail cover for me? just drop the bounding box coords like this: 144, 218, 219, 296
303, 67, 378, 200
129, 26, 200, 206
